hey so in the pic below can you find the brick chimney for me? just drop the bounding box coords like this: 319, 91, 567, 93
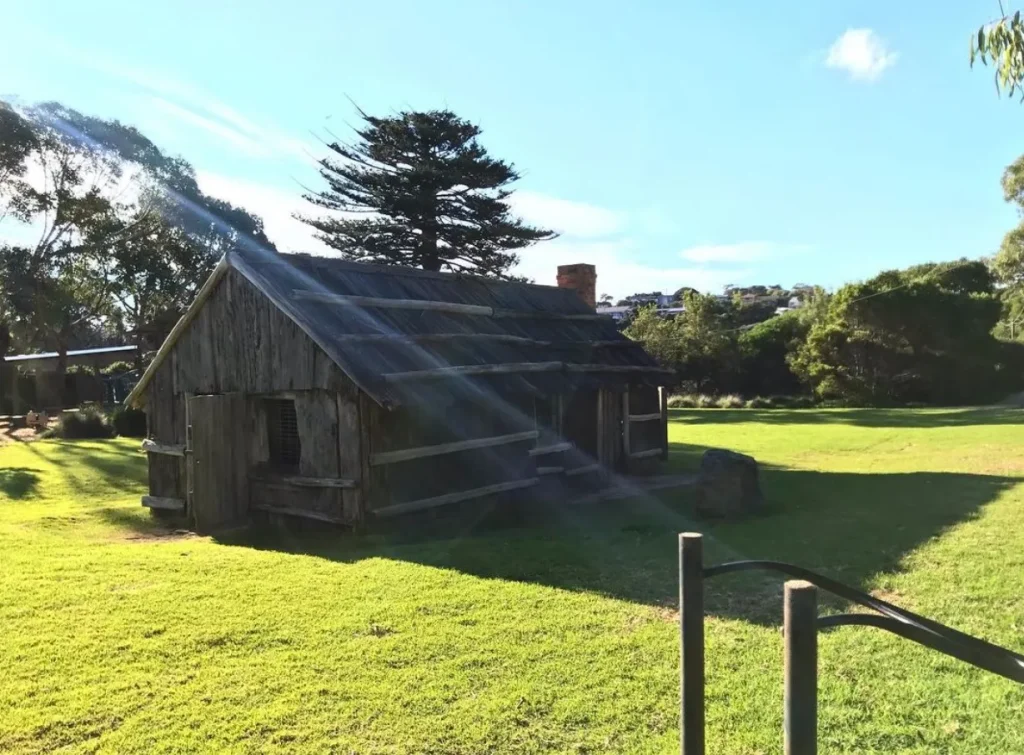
556, 264, 597, 309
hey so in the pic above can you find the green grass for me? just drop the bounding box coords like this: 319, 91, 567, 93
1, 409, 1023, 753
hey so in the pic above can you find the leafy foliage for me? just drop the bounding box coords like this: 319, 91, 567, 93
54, 407, 115, 439
302, 107, 554, 277
972, 11, 1024, 98
0, 100, 274, 406
624, 292, 738, 393
110, 406, 147, 438
791, 261, 1021, 404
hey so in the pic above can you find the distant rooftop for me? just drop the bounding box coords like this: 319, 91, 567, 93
4, 345, 137, 363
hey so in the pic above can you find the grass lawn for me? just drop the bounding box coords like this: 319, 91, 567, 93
1, 408, 1023, 753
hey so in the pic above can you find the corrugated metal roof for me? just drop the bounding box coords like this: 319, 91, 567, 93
5, 344, 137, 363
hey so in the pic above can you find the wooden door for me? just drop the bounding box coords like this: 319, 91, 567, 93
187, 393, 248, 533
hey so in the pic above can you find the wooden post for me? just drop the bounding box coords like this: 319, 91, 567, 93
659, 386, 669, 461
784, 580, 818, 755
622, 387, 631, 459
679, 532, 705, 755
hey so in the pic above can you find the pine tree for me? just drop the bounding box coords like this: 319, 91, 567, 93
301, 108, 554, 277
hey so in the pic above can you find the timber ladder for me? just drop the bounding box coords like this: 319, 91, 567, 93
677, 533, 1024, 755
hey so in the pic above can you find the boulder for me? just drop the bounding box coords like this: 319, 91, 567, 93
694, 448, 764, 518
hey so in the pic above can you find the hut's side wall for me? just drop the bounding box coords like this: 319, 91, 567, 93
363, 391, 538, 512
141, 269, 364, 521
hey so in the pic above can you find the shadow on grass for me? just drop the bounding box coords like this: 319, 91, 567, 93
46, 441, 148, 491
94, 506, 187, 538
670, 406, 1023, 428
219, 445, 1019, 625
0, 467, 41, 499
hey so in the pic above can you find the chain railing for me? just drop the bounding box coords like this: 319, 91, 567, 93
678, 532, 1024, 755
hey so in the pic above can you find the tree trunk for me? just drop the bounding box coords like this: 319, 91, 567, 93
0, 321, 10, 415
56, 330, 69, 409
420, 227, 440, 271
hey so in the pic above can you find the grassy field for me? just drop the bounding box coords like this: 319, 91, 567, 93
1, 408, 1023, 753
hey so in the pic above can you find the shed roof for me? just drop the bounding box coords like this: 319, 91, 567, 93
128, 250, 670, 408
5, 345, 137, 364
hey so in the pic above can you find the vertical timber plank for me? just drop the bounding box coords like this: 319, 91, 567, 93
660, 385, 669, 461
622, 386, 631, 460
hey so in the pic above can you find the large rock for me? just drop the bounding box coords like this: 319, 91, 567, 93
694, 448, 764, 518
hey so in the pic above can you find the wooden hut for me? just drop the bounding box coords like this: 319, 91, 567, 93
126, 251, 672, 532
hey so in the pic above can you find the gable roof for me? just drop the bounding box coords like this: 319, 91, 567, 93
128, 250, 671, 409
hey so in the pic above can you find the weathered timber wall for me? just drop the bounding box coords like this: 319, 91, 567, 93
630, 385, 663, 455
248, 390, 361, 522
171, 269, 355, 397
363, 393, 537, 511
142, 269, 361, 512
597, 386, 624, 469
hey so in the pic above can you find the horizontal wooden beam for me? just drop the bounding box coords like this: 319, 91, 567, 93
251, 503, 347, 525
370, 429, 539, 466
528, 441, 572, 457
491, 308, 610, 321
141, 439, 185, 457
323, 333, 638, 349
384, 362, 562, 382
373, 477, 540, 518
291, 289, 612, 322
385, 361, 671, 382
565, 463, 603, 477
292, 290, 494, 316
629, 448, 663, 460
141, 495, 185, 511
565, 364, 674, 375
628, 413, 662, 423
537, 466, 565, 476
251, 475, 357, 489
334, 332, 550, 346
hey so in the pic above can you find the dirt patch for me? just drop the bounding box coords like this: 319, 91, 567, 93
0, 418, 58, 445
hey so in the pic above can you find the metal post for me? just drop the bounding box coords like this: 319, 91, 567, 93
784, 580, 818, 755
679, 532, 705, 755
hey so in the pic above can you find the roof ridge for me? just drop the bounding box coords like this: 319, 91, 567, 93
242, 250, 573, 295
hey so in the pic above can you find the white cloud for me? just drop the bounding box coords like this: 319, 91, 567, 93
514, 239, 748, 298
507, 191, 624, 238
825, 29, 898, 81
148, 97, 270, 157
196, 170, 332, 254
680, 241, 806, 264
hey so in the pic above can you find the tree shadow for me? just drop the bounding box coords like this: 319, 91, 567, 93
50, 442, 148, 490
217, 452, 1018, 626
94, 506, 189, 539
0, 467, 41, 499
670, 407, 1023, 428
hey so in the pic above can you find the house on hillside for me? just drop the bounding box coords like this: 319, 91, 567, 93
126, 253, 672, 532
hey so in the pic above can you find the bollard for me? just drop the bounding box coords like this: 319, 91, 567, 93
784, 580, 818, 755
679, 532, 705, 755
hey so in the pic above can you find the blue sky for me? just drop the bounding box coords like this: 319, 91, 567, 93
1, 0, 1021, 298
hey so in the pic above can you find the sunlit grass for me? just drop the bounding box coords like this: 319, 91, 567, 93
1, 409, 1023, 753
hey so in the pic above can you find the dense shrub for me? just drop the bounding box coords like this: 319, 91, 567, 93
110, 407, 147, 437
100, 360, 136, 376
55, 407, 115, 439
667, 394, 696, 408
715, 394, 744, 409
695, 394, 716, 408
